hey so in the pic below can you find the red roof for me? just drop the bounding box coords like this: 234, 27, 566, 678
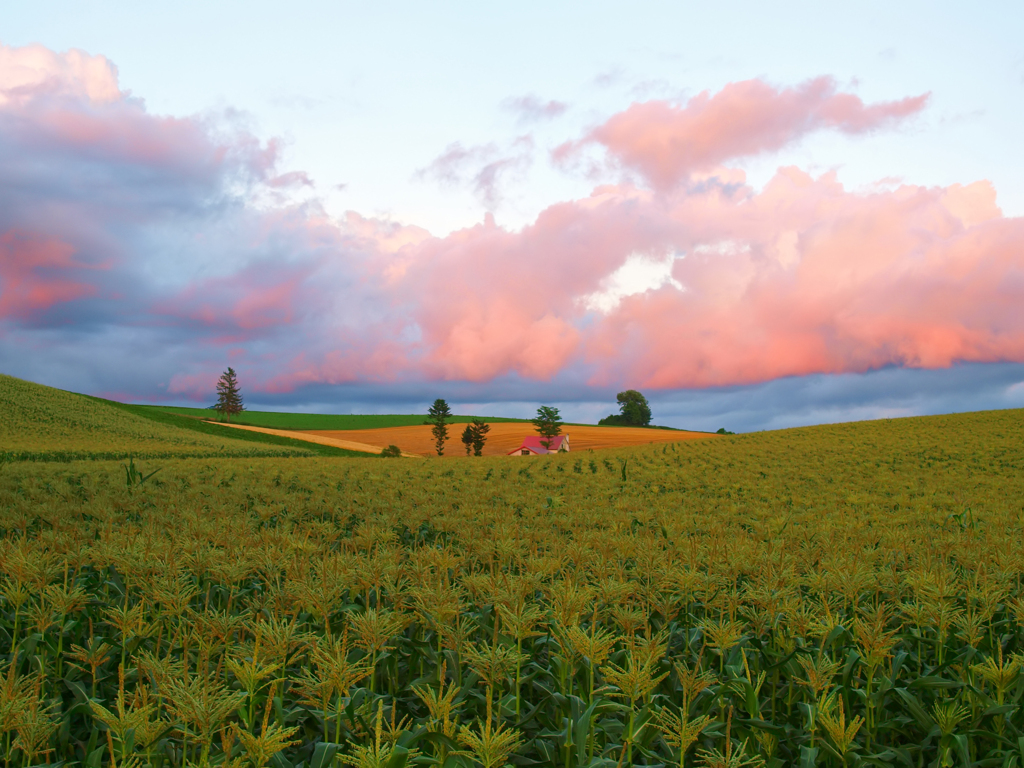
517, 435, 568, 454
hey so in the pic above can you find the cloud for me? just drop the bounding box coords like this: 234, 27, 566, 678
502, 94, 568, 123
580, 252, 683, 313
0, 43, 1022, 428
641, 361, 1024, 433
267, 171, 314, 189
414, 136, 534, 208
593, 68, 624, 89
0, 230, 106, 320
0, 43, 122, 106
554, 76, 929, 190
362, 169, 1021, 393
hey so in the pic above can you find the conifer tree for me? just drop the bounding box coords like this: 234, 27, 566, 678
428, 399, 453, 456
214, 367, 244, 422
470, 419, 490, 456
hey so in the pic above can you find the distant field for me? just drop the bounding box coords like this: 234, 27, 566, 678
145, 406, 534, 430
143, 405, 681, 432
302, 422, 715, 456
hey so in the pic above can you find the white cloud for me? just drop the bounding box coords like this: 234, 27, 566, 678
581, 252, 683, 314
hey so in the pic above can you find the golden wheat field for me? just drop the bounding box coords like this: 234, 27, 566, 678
1, 405, 1023, 767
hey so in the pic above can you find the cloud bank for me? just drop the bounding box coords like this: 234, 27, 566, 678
1, 43, 1022, 422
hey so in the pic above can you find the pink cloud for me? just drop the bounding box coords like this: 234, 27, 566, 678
243, 163, 1024, 396
155, 252, 318, 336
575, 173, 1023, 387
0, 42, 278, 190
0, 43, 122, 107
0, 230, 104, 320
328, 166, 1019, 391
555, 77, 929, 190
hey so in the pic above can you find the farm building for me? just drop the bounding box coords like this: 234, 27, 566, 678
507, 435, 570, 456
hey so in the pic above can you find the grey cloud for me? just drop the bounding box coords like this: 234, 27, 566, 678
643, 363, 1024, 433
502, 95, 568, 123
413, 136, 534, 209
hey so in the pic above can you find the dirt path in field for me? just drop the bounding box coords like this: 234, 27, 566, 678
202, 422, 420, 457
301, 423, 718, 457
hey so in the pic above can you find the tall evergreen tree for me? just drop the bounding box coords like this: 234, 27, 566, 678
214, 367, 244, 422
427, 399, 452, 456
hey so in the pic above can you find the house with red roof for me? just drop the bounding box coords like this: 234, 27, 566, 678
507, 435, 570, 456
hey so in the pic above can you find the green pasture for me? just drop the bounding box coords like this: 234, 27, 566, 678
144, 406, 533, 431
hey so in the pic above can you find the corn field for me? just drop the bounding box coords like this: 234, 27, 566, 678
0, 408, 1023, 767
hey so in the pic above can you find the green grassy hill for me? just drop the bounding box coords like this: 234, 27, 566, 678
143, 405, 534, 430
0, 374, 365, 461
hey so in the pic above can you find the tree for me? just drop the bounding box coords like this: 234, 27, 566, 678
532, 406, 563, 451
617, 390, 652, 426
459, 420, 491, 456
470, 419, 490, 457
214, 367, 244, 422
380, 445, 402, 457
599, 390, 652, 427
427, 399, 453, 456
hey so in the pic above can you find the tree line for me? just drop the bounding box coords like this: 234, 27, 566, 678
209, 368, 701, 456
425, 400, 564, 456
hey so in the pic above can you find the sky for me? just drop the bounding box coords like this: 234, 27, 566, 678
1, 1, 1023, 432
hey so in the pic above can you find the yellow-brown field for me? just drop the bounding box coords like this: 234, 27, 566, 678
299, 422, 719, 456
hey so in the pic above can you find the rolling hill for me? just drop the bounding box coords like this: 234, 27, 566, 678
0, 374, 363, 460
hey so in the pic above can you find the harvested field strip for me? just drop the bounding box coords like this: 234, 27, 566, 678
302, 422, 717, 456
207, 422, 416, 456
